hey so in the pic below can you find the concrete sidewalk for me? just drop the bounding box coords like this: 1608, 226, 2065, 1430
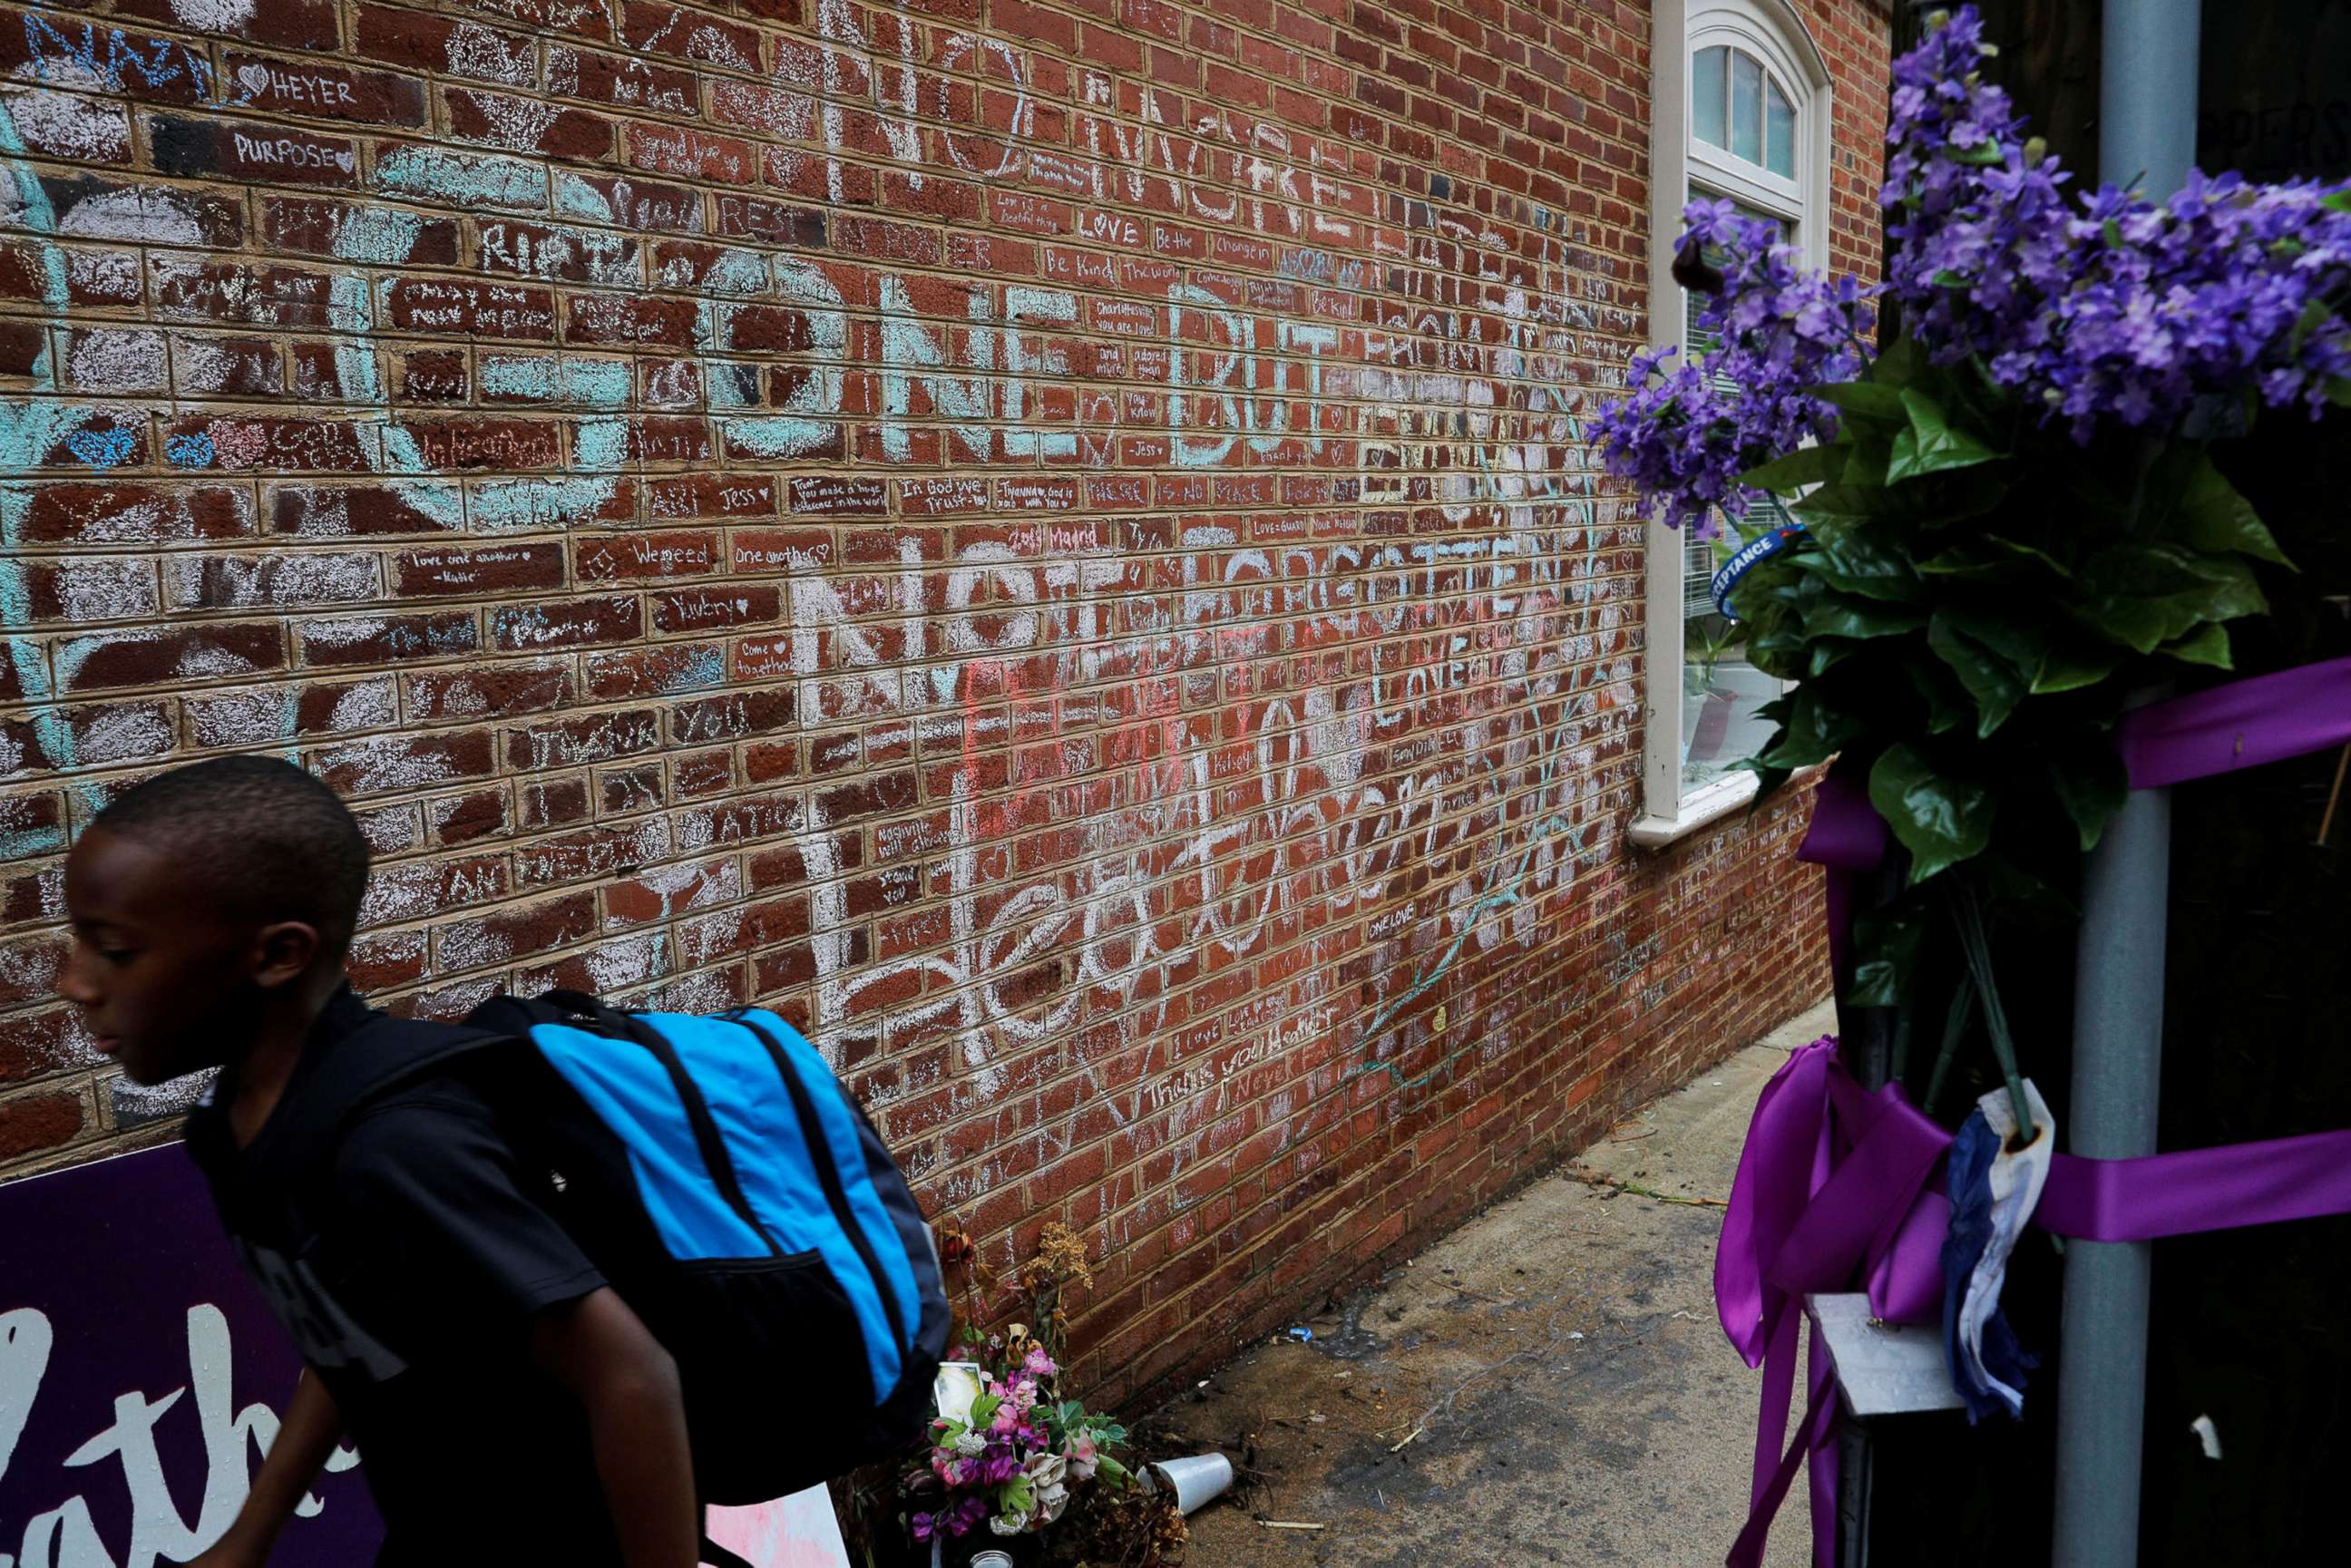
1150, 1003, 1832, 1566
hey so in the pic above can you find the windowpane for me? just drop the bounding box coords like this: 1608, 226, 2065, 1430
1679, 189, 1798, 794
1682, 513, 1786, 791
1731, 51, 1764, 164
1693, 46, 1729, 150
1766, 78, 1797, 177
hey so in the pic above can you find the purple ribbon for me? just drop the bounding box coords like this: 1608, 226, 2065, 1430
1736, 657, 2351, 1567
1718, 1037, 1950, 1568
1721, 1040, 2351, 1568
2113, 654, 2351, 789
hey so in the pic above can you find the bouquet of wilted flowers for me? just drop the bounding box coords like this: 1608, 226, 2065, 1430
904, 1224, 1133, 1551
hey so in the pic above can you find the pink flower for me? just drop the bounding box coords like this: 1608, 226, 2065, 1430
1066, 1432, 1099, 1482
1025, 1347, 1057, 1378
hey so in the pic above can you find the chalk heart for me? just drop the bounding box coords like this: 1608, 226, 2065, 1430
336, 149, 356, 173
209, 422, 269, 469
235, 63, 272, 102
64, 425, 136, 472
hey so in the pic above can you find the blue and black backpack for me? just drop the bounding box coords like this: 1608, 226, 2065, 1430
286, 988, 949, 1517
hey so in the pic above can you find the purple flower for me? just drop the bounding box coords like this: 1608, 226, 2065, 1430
1882, 7, 2351, 435
1601, 4, 2351, 532
1596, 210, 1871, 534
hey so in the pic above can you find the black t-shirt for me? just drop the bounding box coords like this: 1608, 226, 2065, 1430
187, 987, 620, 1565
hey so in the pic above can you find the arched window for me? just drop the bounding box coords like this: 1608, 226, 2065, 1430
1634, 1, 1833, 846
1693, 44, 1800, 179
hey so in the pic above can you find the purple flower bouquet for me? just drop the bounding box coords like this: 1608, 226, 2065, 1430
1595, 5, 2348, 1105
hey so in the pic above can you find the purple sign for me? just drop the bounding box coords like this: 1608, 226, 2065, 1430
0, 1144, 383, 1565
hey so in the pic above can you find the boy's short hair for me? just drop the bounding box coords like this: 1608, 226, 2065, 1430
92, 756, 370, 956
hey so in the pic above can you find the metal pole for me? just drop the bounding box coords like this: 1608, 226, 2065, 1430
2051, 9, 2200, 1565
2051, 782, 2171, 1567
2092, 0, 2203, 196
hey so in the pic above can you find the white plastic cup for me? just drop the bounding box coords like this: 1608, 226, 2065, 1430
970, 1553, 1015, 1568
1146, 1452, 1234, 1514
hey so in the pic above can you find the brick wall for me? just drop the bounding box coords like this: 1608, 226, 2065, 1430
0, 0, 1879, 1400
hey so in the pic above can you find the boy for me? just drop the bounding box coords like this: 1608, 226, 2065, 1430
57, 756, 699, 1567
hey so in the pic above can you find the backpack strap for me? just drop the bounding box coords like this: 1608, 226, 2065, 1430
473, 990, 785, 1261
264, 1008, 505, 1208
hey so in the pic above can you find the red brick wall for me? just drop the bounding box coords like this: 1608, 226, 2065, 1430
0, 0, 1878, 1399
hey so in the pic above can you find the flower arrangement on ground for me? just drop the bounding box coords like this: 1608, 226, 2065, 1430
902, 1223, 1137, 1555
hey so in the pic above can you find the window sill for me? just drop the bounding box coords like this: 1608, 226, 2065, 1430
1628, 770, 1761, 849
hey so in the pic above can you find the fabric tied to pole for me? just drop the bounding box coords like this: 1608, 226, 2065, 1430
1941, 1083, 2055, 1423
2113, 654, 2351, 789
1717, 1037, 1952, 1568
1733, 656, 2351, 1563
1794, 765, 1888, 978
2037, 1126, 2351, 1241
1800, 657, 2351, 894
1721, 1039, 2351, 1565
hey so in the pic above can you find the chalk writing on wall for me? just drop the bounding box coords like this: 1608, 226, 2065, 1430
0, 0, 1849, 1363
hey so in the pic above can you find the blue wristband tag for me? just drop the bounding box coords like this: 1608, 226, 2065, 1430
1708, 521, 1807, 622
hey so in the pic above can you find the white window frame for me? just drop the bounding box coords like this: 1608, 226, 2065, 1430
1631, 0, 1835, 848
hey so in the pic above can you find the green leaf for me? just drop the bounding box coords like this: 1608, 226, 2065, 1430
1944, 607, 2049, 679
1875, 331, 1922, 386
1915, 533, 2072, 579
2048, 739, 2128, 852
1839, 438, 1892, 489
2326, 190, 2351, 214
1981, 534, 2074, 576
1741, 445, 1848, 494
1914, 545, 2008, 579
1737, 756, 1796, 801
2161, 621, 2233, 668
1927, 610, 2028, 736
2030, 647, 2121, 693
1849, 900, 1927, 1008
1793, 527, 1924, 601
1801, 593, 1929, 640
1887, 388, 2002, 484
1759, 685, 1864, 769
1791, 483, 1895, 525
2171, 458, 2294, 568
2329, 376, 2351, 408
1951, 139, 2005, 167
1904, 661, 1972, 735
2073, 545, 2269, 653
2289, 297, 2336, 355
1818, 381, 1909, 423
1868, 743, 1994, 882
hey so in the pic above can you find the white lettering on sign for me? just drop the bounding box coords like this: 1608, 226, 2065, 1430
0, 1305, 361, 1568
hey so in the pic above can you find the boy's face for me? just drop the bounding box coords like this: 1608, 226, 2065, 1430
59, 827, 276, 1085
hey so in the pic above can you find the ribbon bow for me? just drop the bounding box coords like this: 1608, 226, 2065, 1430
1716, 1037, 1954, 1568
